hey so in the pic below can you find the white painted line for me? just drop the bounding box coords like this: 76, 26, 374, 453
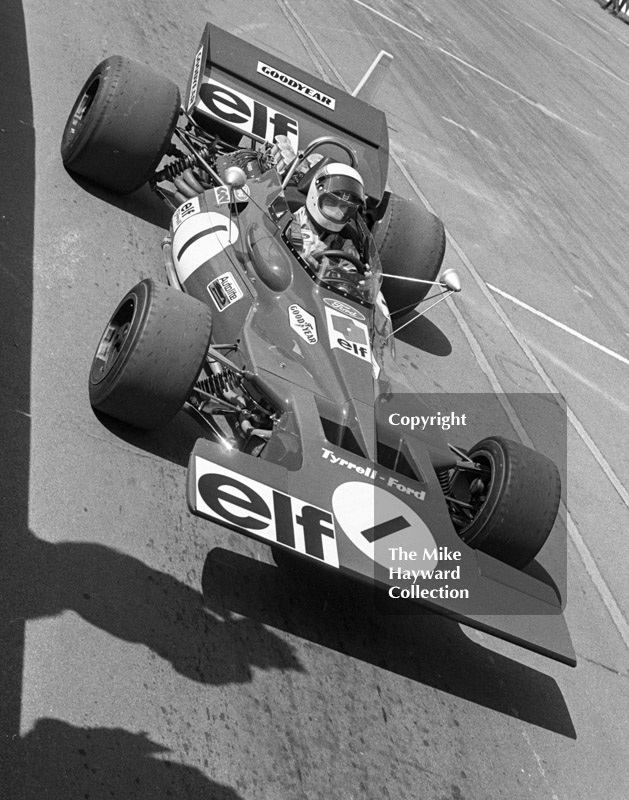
567, 513, 629, 652
391, 143, 629, 513
487, 284, 629, 367
286, 0, 629, 510
449, 279, 629, 656
574, 285, 593, 300
441, 117, 481, 139
348, 0, 595, 137
446, 297, 535, 441
433, 47, 594, 137
528, 340, 629, 416
390, 151, 629, 646
276, 0, 339, 84
442, 117, 468, 132
347, 0, 425, 41
498, 7, 629, 89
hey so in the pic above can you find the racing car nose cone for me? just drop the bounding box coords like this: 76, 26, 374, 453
441, 268, 461, 292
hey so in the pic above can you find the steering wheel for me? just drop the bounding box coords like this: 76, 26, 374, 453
310, 249, 368, 275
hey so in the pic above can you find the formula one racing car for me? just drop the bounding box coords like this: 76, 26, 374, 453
61, 23, 575, 666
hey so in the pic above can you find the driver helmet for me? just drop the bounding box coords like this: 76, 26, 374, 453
306, 163, 365, 233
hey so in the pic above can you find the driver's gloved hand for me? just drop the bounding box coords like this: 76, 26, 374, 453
357, 270, 373, 292
271, 136, 323, 178
271, 135, 297, 174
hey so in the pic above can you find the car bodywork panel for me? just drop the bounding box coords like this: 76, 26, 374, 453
187, 434, 575, 667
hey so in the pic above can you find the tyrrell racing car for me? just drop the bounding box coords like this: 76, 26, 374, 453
61, 23, 575, 666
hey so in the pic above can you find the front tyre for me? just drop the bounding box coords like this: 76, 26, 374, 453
449, 436, 561, 569
61, 56, 180, 193
89, 280, 212, 430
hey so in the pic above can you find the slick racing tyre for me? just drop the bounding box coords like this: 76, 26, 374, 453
449, 436, 561, 569
372, 192, 446, 318
61, 56, 181, 193
89, 280, 211, 430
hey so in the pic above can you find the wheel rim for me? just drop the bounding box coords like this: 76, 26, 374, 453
448, 451, 496, 543
90, 296, 136, 385
64, 76, 100, 146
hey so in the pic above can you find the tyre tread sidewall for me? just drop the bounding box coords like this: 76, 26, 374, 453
89, 280, 211, 429
459, 436, 561, 569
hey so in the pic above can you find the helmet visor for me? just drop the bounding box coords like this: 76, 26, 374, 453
316, 174, 364, 225
318, 192, 362, 225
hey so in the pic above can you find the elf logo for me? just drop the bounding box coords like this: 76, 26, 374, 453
325, 307, 371, 363
198, 78, 299, 151
194, 459, 339, 567
173, 196, 201, 232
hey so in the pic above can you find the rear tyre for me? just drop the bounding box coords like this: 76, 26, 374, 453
371, 192, 446, 318
89, 280, 212, 430
450, 436, 561, 569
61, 56, 181, 193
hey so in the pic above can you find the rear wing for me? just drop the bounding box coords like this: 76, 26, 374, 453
185, 23, 390, 202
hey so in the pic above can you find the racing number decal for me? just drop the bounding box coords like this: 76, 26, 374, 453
194, 458, 339, 568
197, 78, 299, 150
332, 482, 437, 570
362, 515, 411, 543
325, 307, 372, 363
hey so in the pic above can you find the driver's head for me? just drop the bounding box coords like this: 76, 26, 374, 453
306, 163, 365, 233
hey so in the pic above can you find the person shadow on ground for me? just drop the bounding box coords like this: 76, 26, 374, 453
5, 530, 303, 686
12, 718, 243, 800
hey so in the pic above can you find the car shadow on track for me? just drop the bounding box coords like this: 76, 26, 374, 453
393, 313, 453, 356
92, 408, 207, 469
67, 174, 173, 230
202, 547, 577, 739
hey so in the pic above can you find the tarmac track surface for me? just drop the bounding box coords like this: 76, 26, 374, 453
1, 0, 629, 798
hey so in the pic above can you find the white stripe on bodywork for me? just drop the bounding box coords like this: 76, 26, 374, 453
172, 211, 238, 283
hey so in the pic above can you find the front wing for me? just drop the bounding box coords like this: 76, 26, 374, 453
187, 429, 576, 667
